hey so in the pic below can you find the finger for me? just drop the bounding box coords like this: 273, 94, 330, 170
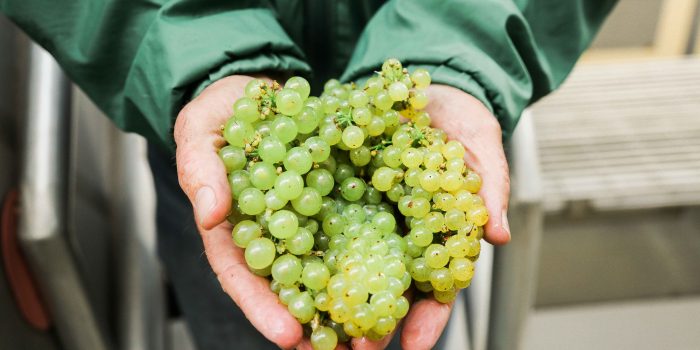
173, 79, 246, 229
201, 223, 303, 349
400, 297, 453, 350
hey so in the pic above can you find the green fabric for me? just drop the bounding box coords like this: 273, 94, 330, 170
0, 0, 616, 149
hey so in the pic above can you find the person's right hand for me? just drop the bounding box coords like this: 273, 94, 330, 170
175, 75, 307, 349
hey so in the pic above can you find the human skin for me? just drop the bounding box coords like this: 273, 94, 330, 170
174, 75, 510, 350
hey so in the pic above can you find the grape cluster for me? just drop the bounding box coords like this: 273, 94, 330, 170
219, 59, 487, 350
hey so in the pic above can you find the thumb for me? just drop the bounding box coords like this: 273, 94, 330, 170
174, 105, 232, 230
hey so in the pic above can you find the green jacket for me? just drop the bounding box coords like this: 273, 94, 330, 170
1, 0, 616, 151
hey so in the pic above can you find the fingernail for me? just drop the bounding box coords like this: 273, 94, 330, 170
502, 210, 510, 237
195, 186, 216, 224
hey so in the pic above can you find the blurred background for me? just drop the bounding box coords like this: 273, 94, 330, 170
1, 0, 699, 349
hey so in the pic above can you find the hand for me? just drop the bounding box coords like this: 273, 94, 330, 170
175, 75, 305, 349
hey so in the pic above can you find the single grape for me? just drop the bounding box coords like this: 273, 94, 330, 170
264, 189, 288, 210
228, 170, 251, 199
258, 136, 286, 164
342, 125, 365, 149
409, 90, 429, 109
223, 119, 254, 147
285, 76, 311, 100
287, 291, 315, 323
388, 82, 409, 101
349, 145, 371, 166
301, 261, 331, 290
425, 244, 450, 268
271, 254, 302, 286
232, 220, 262, 248
276, 88, 304, 116
372, 316, 397, 336
430, 268, 454, 292
244, 238, 276, 269
374, 90, 394, 110
340, 177, 366, 202
233, 97, 260, 122
411, 68, 431, 89
268, 210, 299, 239
286, 227, 315, 255
272, 115, 299, 143
274, 170, 304, 200
219, 145, 247, 172
249, 161, 277, 190
311, 326, 338, 350
291, 187, 322, 216
237, 187, 266, 215
352, 107, 372, 126
284, 146, 313, 174
244, 79, 265, 98
305, 136, 331, 162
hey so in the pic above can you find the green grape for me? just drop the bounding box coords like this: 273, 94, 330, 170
442, 140, 465, 160
365, 271, 389, 294
449, 257, 474, 281
404, 168, 422, 187
238, 187, 266, 215
422, 151, 443, 170
244, 79, 265, 99
301, 261, 330, 290
388, 82, 409, 101
372, 316, 397, 336
446, 157, 465, 172
410, 197, 431, 218
409, 90, 429, 109
445, 209, 466, 231
454, 190, 474, 211
385, 276, 405, 297
322, 213, 346, 236
366, 117, 386, 136
441, 170, 464, 192
425, 244, 450, 268
311, 326, 338, 350
391, 130, 412, 149
342, 283, 369, 306
295, 106, 320, 134
397, 196, 413, 216
349, 90, 369, 108
305, 136, 331, 162
291, 187, 322, 216
454, 278, 471, 289
446, 235, 469, 258
340, 177, 366, 202
352, 303, 377, 331
386, 183, 405, 202
268, 210, 299, 239
371, 167, 396, 191
232, 220, 262, 248
272, 115, 299, 143
244, 238, 276, 269
401, 147, 423, 168
414, 111, 432, 127
274, 170, 304, 200
264, 189, 288, 210
352, 107, 372, 126
382, 110, 400, 127
382, 58, 402, 74
409, 225, 433, 247
287, 291, 315, 323
321, 95, 340, 114
393, 296, 410, 318
284, 146, 313, 174
415, 280, 434, 293
372, 212, 396, 233
411, 187, 432, 199
271, 254, 302, 286
286, 227, 315, 255
343, 322, 364, 338
430, 268, 454, 292
255, 120, 272, 137
342, 125, 365, 149
223, 119, 254, 147
468, 205, 489, 226
330, 86, 348, 100
233, 97, 260, 122
370, 291, 397, 317
433, 192, 456, 211
329, 298, 351, 323
364, 76, 384, 96
258, 136, 286, 164
278, 285, 300, 305
349, 145, 371, 166
374, 90, 394, 110
464, 171, 482, 193
381, 146, 402, 168
409, 257, 432, 282
249, 161, 277, 190
276, 88, 304, 116
219, 145, 247, 172
285, 76, 311, 100
363, 187, 382, 205
419, 169, 441, 192
314, 292, 331, 311
319, 123, 342, 145
411, 68, 431, 89
434, 287, 458, 303
305, 169, 334, 196
324, 79, 341, 92
466, 237, 481, 257
228, 170, 251, 199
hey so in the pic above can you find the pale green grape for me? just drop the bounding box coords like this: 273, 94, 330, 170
314, 292, 331, 311
322, 213, 346, 236
223, 119, 254, 147
352, 303, 377, 331
264, 189, 287, 210
442, 140, 465, 160
294, 106, 320, 134
274, 170, 304, 200
244, 238, 276, 269
352, 107, 372, 126
305, 136, 331, 162
429, 268, 454, 292
343, 322, 363, 338
401, 147, 423, 168
268, 210, 299, 239
364, 187, 382, 205
364, 76, 384, 96
232, 220, 262, 248
319, 123, 342, 145
464, 171, 482, 193
386, 183, 405, 202
311, 326, 338, 350
278, 285, 300, 305
271, 253, 302, 285
284, 146, 313, 174
301, 261, 330, 290
340, 177, 366, 202
287, 291, 315, 323
419, 170, 441, 192
258, 136, 286, 164
410, 225, 433, 247
244, 79, 265, 98
441, 170, 464, 192
382, 110, 400, 127
329, 298, 351, 323
219, 145, 247, 172
372, 211, 396, 233
446, 235, 469, 258
286, 227, 315, 255
371, 167, 395, 191
445, 209, 466, 231
388, 82, 409, 101
284, 76, 311, 100
305, 169, 334, 196
291, 187, 322, 216
238, 187, 266, 215
449, 257, 474, 281
411, 68, 431, 89
342, 283, 369, 306
228, 170, 251, 199
276, 88, 304, 116
233, 97, 260, 122
374, 90, 394, 110
424, 244, 449, 268
366, 117, 386, 136
272, 115, 298, 143
342, 125, 364, 149
393, 296, 410, 318
372, 316, 397, 336
249, 161, 277, 190
409, 257, 432, 282
349, 145, 371, 166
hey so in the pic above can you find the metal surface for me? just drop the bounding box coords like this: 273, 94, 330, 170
17, 43, 109, 350
112, 132, 165, 350
487, 112, 544, 350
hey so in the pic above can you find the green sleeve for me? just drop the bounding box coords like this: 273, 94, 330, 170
341, 0, 617, 138
0, 0, 311, 150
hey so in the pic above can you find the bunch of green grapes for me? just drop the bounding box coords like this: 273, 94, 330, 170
219, 59, 487, 350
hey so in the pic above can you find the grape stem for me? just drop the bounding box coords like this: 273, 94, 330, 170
310, 312, 321, 331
